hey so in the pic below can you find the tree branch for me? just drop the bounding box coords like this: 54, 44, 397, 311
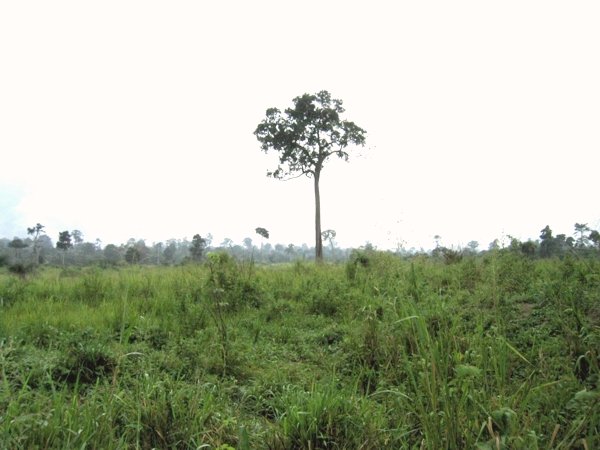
271, 170, 312, 181
282, 172, 309, 181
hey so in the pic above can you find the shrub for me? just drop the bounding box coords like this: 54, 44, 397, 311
206, 252, 263, 310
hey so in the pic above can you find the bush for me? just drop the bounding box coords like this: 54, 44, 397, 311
206, 252, 263, 310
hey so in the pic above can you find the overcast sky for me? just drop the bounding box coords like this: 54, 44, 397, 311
1, 1, 599, 251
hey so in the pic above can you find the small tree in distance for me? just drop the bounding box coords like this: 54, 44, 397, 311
27, 223, 45, 265
321, 229, 336, 257
466, 241, 479, 254
103, 244, 122, 265
56, 231, 73, 266
574, 223, 591, 248
190, 234, 207, 262
255, 90, 366, 262
124, 246, 141, 264
8, 238, 28, 263
255, 227, 269, 260
71, 230, 84, 246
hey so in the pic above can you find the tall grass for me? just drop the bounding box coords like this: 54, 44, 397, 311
0, 253, 598, 449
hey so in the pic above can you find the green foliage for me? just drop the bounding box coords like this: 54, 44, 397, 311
255, 227, 269, 240
255, 91, 366, 180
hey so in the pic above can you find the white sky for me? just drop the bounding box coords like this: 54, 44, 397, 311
1, 1, 599, 251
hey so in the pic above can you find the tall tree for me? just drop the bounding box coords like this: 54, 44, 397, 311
539, 225, 554, 258
255, 90, 366, 261
190, 234, 207, 262
27, 223, 45, 265
574, 223, 591, 248
56, 231, 73, 266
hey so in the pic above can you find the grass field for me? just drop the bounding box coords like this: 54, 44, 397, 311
0, 250, 598, 449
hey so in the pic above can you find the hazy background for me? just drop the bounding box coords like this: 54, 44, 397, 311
1, 1, 598, 250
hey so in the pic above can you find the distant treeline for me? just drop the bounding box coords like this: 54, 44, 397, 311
0, 230, 354, 268
1, 223, 599, 269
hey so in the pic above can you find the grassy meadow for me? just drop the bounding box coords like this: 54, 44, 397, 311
0, 250, 598, 449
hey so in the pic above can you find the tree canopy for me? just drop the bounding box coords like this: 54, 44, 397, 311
255, 227, 269, 240
56, 231, 73, 252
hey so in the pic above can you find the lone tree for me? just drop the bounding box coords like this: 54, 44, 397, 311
255, 90, 366, 261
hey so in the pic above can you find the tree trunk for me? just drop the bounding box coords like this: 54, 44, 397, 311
314, 170, 323, 262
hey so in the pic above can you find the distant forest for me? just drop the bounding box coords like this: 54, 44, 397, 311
1, 222, 599, 270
